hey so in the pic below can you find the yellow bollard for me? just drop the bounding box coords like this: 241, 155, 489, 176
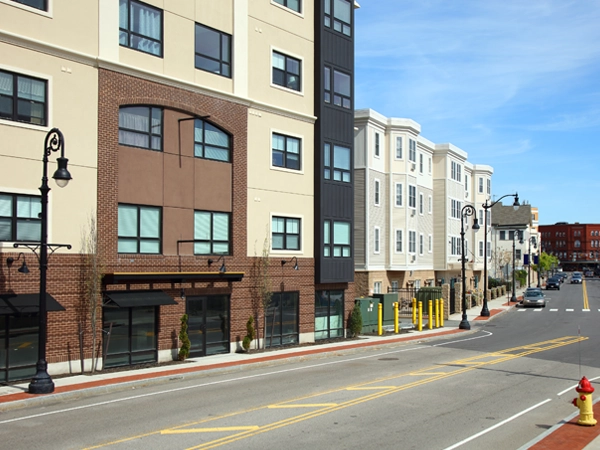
572, 376, 597, 426
412, 298, 417, 325
393, 302, 399, 334
428, 300, 433, 329
440, 300, 444, 327
435, 299, 440, 328
377, 303, 383, 336
417, 301, 423, 331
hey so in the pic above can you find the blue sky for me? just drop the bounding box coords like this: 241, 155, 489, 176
354, 1, 600, 225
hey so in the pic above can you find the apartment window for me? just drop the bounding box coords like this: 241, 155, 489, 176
419, 193, 424, 214
487, 241, 491, 258
487, 178, 491, 194
272, 216, 300, 250
11, 0, 46, 10
465, 175, 469, 192
324, 143, 351, 182
479, 241, 484, 257
450, 161, 462, 182
516, 249, 522, 260
374, 227, 380, 253
409, 139, 416, 162
428, 157, 432, 173
479, 209, 483, 225
324, 0, 351, 36
273, 0, 301, 13
409, 231, 416, 253
499, 231, 506, 240
195, 24, 231, 77
428, 195, 432, 214
0, 193, 41, 242
119, 106, 162, 151
195, 118, 230, 162
272, 133, 300, 170
395, 229, 403, 252
428, 234, 432, 252
118, 204, 161, 254
324, 67, 351, 109
450, 236, 460, 256
194, 211, 230, 255
419, 154, 423, 173
324, 220, 351, 257
408, 185, 416, 209
396, 137, 403, 159
451, 199, 462, 219
419, 234, 424, 255
478, 177, 483, 193
395, 183, 403, 207
373, 282, 381, 294
0, 70, 47, 126
374, 179, 380, 206
375, 133, 380, 157
119, 0, 163, 57
272, 51, 301, 91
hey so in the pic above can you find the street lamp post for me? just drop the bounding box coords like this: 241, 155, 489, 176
527, 236, 537, 288
19, 129, 72, 395
460, 204, 480, 330
511, 230, 523, 302
481, 193, 519, 316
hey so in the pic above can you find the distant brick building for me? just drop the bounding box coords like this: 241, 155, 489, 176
539, 223, 600, 271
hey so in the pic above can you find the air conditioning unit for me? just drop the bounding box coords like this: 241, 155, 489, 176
411, 209, 415, 217
465, 191, 469, 198
411, 255, 416, 262
411, 163, 416, 171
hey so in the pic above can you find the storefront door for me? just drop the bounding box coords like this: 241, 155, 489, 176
186, 295, 230, 357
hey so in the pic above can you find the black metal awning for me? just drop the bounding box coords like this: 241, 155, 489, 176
103, 290, 178, 308
0, 293, 66, 315
103, 271, 244, 285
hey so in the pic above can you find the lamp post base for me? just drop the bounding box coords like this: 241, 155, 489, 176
28, 360, 55, 394
480, 301, 490, 317
459, 316, 471, 330
510, 294, 517, 303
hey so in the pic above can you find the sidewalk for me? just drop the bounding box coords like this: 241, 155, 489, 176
1, 287, 597, 449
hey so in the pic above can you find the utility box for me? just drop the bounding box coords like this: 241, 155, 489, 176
355, 298, 378, 334
373, 293, 398, 326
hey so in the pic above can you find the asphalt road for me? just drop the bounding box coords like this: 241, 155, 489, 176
0, 278, 598, 450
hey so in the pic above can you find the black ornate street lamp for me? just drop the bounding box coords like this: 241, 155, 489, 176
511, 230, 523, 302
527, 236, 537, 288
15, 128, 72, 395
481, 193, 519, 316
460, 204, 480, 330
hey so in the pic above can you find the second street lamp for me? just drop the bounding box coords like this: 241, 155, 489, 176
527, 236, 537, 288
511, 230, 523, 303
481, 193, 519, 316
460, 204, 480, 330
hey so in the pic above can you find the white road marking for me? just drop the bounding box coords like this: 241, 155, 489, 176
550, 309, 558, 311
583, 309, 590, 312
533, 309, 543, 312
518, 309, 527, 312
557, 376, 600, 396
443, 399, 552, 450
566, 309, 574, 312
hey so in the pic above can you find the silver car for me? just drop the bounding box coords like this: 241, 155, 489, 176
522, 288, 546, 307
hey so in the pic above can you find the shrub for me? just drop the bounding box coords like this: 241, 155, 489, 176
178, 314, 191, 361
242, 316, 255, 351
348, 302, 363, 337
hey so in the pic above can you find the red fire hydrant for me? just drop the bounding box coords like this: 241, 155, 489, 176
572, 376, 597, 426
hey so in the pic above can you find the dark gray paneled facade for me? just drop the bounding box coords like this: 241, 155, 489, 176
314, 0, 355, 283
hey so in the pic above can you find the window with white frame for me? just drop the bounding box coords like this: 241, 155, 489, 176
396, 137, 403, 159
487, 178, 491, 194
0, 69, 47, 126
374, 132, 380, 157
194, 211, 231, 255
374, 227, 380, 253
428, 234, 432, 252
119, 0, 163, 57
395, 183, 403, 207
419, 233, 424, 255
409, 139, 416, 162
273, 0, 301, 13
428, 195, 432, 214
272, 216, 301, 250
409, 231, 416, 253
12, 0, 46, 10
451, 161, 462, 182
451, 199, 462, 219
479, 241, 484, 257
465, 175, 469, 192
373, 281, 381, 294
487, 241, 491, 258
395, 229, 403, 252
409, 185, 416, 208
428, 157, 432, 173
374, 179, 380, 206
272, 132, 301, 170
419, 154, 423, 173
478, 177, 484, 193
419, 193, 423, 214
272, 50, 301, 91
118, 204, 161, 254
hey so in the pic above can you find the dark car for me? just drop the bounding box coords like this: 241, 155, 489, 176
546, 277, 560, 290
556, 273, 567, 283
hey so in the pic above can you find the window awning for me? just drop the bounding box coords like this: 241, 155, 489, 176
103, 290, 178, 308
103, 271, 244, 285
0, 293, 66, 315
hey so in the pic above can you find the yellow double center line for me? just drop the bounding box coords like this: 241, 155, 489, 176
88, 336, 587, 449
583, 280, 590, 309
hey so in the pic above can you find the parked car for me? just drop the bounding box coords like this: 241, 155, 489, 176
571, 273, 583, 284
556, 273, 567, 283
584, 270, 594, 278
522, 288, 546, 307
546, 277, 561, 290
